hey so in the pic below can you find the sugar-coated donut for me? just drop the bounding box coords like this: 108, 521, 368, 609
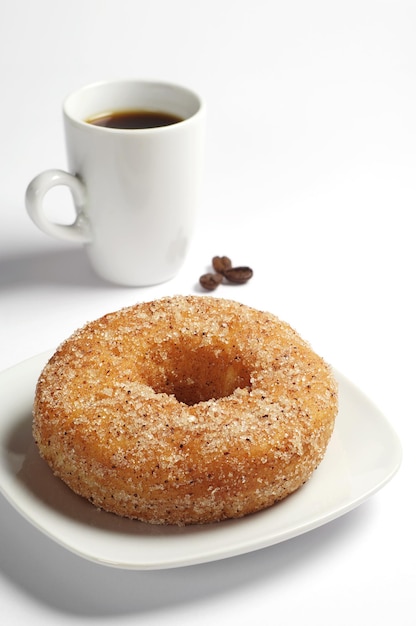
33, 296, 338, 525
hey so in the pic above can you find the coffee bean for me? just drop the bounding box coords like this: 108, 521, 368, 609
199, 272, 223, 291
223, 266, 253, 284
212, 256, 232, 275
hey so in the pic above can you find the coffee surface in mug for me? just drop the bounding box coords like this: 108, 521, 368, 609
86, 109, 184, 129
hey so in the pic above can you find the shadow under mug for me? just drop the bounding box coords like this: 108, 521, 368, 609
25, 80, 205, 287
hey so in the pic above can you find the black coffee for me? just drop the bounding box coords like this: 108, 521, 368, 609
86, 109, 183, 129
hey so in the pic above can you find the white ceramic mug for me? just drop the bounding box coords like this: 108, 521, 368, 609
25, 80, 205, 286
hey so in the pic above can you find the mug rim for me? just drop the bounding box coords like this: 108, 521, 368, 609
63, 79, 204, 133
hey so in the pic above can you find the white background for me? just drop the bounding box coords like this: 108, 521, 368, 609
0, 1, 414, 624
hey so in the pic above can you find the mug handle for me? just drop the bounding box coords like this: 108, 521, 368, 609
25, 169, 91, 243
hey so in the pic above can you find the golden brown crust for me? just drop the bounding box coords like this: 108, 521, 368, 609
33, 296, 338, 525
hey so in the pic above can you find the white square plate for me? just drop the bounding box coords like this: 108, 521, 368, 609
0, 351, 402, 570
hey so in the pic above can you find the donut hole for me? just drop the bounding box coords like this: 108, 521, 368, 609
146, 342, 252, 406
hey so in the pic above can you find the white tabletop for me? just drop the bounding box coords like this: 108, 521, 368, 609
1, 1, 414, 624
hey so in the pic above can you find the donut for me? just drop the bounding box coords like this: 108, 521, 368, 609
33, 295, 338, 525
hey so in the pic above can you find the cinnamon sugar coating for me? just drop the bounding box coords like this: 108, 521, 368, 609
33, 296, 338, 525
